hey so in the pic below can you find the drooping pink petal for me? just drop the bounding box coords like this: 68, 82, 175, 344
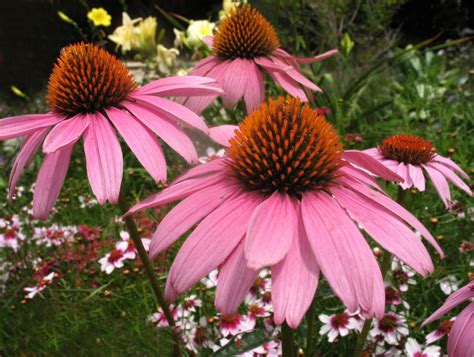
134, 95, 208, 133
423, 164, 452, 208
432, 154, 469, 180
422, 282, 474, 326
168, 192, 263, 294
254, 57, 293, 72
301, 191, 385, 318
331, 186, 433, 276
164, 277, 178, 302
268, 56, 322, 92
221, 58, 249, 108
83, 113, 123, 205
264, 67, 307, 100
274, 48, 338, 64
32, 144, 73, 219
0, 113, 63, 140
136, 75, 221, 96
43, 115, 90, 153
245, 192, 298, 270
215, 241, 259, 314
397, 162, 412, 189
339, 165, 383, 191
340, 176, 444, 257
408, 164, 426, 191
243, 60, 265, 112
106, 107, 166, 183
447, 303, 474, 357
362, 148, 381, 157
272, 213, 320, 328
8, 128, 48, 201
427, 162, 472, 196
172, 158, 227, 184
149, 181, 238, 259
209, 125, 238, 147
342, 150, 403, 182
127, 172, 225, 215
123, 101, 198, 164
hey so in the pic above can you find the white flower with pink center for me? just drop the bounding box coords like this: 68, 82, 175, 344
181, 294, 202, 315
0, 215, 25, 251
319, 311, 360, 342
405, 338, 441, 357
219, 313, 248, 337
24, 272, 57, 299
392, 259, 417, 292
242, 340, 282, 356
201, 269, 218, 288
99, 249, 125, 274
425, 318, 455, 344
370, 312, 409, 345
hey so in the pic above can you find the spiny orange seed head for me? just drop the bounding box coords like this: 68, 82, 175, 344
379, 134, 435, 165
213, 4, 280, 60
227, 96, 344, 196
47, 43, 136, 116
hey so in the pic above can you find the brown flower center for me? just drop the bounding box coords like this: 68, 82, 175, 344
213, 4, 280, 60
378, 134, 435, 165
227, 96, 344, 196
47, 43, 136, 116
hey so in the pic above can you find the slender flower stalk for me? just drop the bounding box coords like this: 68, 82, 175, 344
282, 322, 296, 357
304, 299, 316, 356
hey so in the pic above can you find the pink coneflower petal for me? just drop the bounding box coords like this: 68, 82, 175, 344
408, 163, 425, 191
9, 128, 48, 201
168, 192, 263, 294
32, 144, 73, 219
447, 303, 474, 357
133, 95, 208, 133
0, 113, 62, 140
245, 192, 298, 270
136, 75, 221, 97
432, 154, 469, 179
331, 186, 433, 276
173, 158, 226, 184
149, 182, 237, 259
289, 48, 339, 64
107, 107, 166, 183
301, 191, 385, 318
427, 162, 472, 195
272, 214, 319, 328
423, 164, 452, 208
265, 68, 307, 100
83, 113, 123, 205
43, 115, 90, 153
221, 58, 250, 108
209, 125, 239, 147
164, 277, 178, 301
339, 165, 382, 191
215, 241, 259, 314
243, 60, 265, 113
127, 173, 225, 215
342, 150, 403, 182
397, 162, 412, 189
423, 282, 474, 326
123, 101, 198, 164
343, 177, 443, 257
268, 56, 322, 92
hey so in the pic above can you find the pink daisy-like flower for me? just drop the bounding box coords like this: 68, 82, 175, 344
425, 318, 455, 344
99, 248, 125, 274
370, 312, 409, 345
319, 311, 360, 342
128, 96, 442, 328
364, 134, 471, 208
423, 281, 474, 357
219, 313, 248, 337
179, 3, 337, 114
404, 338, 441, 357
0, 215, 25, 251
0, 42, 223, 219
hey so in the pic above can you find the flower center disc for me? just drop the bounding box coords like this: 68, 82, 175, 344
213, 4, 280, 60
47, 43, 136, 115
227, 96, 344, 196
379, 134, 435, 165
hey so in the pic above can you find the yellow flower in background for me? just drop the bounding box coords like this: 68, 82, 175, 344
136, 17, 157, 54
87, 8, 112, 27
109, 12, 141, 52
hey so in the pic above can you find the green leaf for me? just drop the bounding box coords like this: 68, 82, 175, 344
213, 330, 270, 356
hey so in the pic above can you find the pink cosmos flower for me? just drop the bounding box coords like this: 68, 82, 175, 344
404, 338, 441, 357
0, 42, 223, 219
319, 311, 360, 342
422, 281, 474, 357
128, 96, 442, 328
178, 4, 337, 114
364, 134, 471, 208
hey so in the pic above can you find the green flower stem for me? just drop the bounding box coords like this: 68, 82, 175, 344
282, 322, 297, 357
353, 187, 406, 357
305, 299, 316, 356
118, 193, 181, 355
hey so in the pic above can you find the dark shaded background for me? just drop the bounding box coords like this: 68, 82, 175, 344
0, 0, 472, 96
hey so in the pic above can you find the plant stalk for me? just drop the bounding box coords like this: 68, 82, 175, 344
353, 187, 406, 356
117, 193, 181, 355
282, 322, 296, 357
305, 300, 316, 356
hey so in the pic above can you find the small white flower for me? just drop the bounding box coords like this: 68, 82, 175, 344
439, 275, 459, 295
405, 337, 441, 357
370, 312, 409, 345
99, 249, 125, 274
185, 20, 215, 49
319, 311, 359, 342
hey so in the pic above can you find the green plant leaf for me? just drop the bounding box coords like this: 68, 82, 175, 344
213, 330, 270, 356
